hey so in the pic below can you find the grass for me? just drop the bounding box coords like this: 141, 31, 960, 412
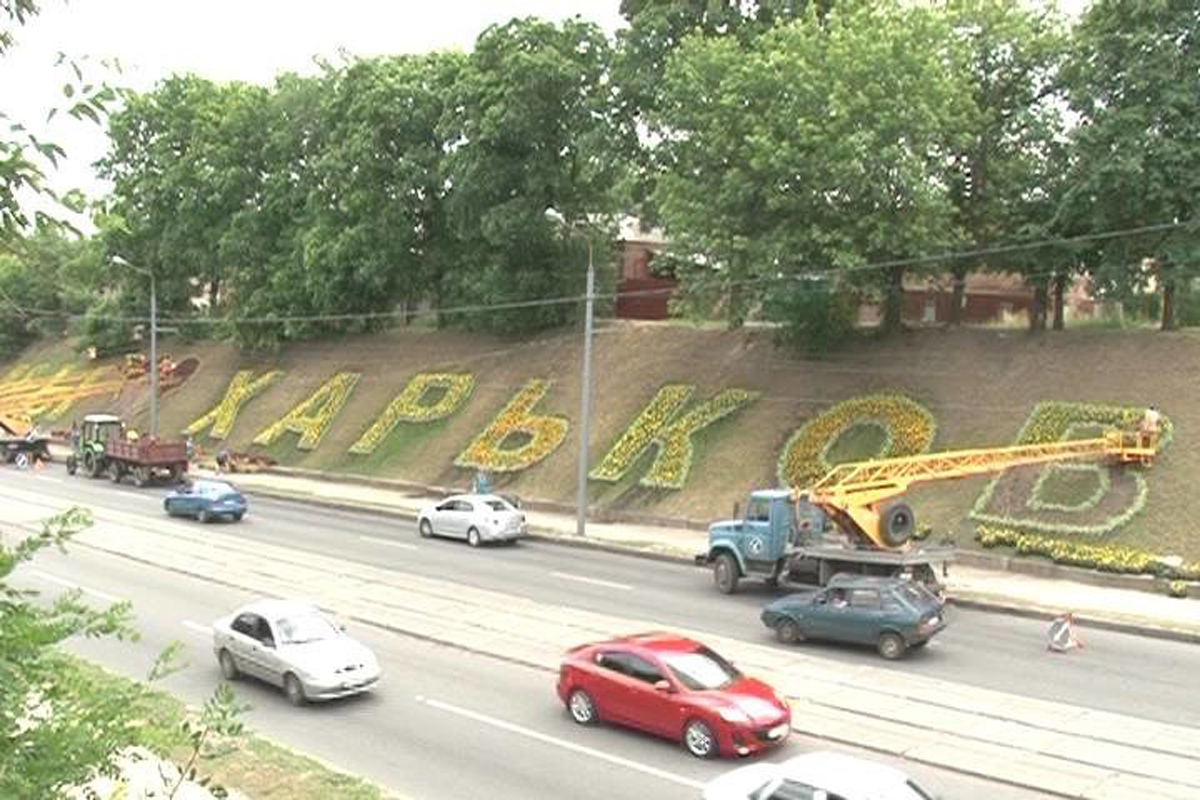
60, 655, 394, 800
1034, 467, 1104, 509
325, 417, 455, 476
824, 422, 889, 465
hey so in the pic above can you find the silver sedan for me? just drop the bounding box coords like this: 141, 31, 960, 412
417, 493, 527, 547
211, 599, 381, 705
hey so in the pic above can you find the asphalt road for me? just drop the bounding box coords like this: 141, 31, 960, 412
14, 466, 1197, 730
14, 538, 1052, 800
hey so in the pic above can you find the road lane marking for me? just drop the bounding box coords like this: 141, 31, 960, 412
28, 569, 124, 603
183, 620, 211, 637
357, 535, 419, 550
418, 697, 704, 789
551, 572, 633, 591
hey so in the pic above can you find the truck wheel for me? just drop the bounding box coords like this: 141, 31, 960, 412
168, 465, 182, 484
108, 461, 123, 483
881, 502, 915, 547
713, 553, 740, 595
878, 632, 906, 660
66, 456, 77, 475
85, 453, 102, 478
133, 466, 151, 487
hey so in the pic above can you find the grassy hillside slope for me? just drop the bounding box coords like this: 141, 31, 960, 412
4, 324, 1197, 559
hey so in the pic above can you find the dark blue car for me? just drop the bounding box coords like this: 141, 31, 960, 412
164, 480, 248, 523
761, 575, 946, 660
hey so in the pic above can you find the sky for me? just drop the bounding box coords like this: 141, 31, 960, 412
4, 0, 627, 218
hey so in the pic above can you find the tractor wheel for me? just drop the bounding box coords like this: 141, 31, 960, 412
108, 461, 123, 484
713, 553, 741, 595
66, 456, 77, 476
880, 502, 915, 548
85, 453, 102, 478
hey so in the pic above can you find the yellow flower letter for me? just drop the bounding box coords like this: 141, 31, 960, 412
185, 370, 283, 439
349, 373, 475, 455
252, 372, 360, 451
454, 379, 568, 472
777, 393, 936, 488
592, 385, 760, 490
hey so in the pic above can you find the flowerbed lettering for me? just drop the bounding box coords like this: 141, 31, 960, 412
349, 373, 474, 455
777, 394, 937, 488
252, 372, 360, 451
454, 379, 568, 473
591, 385, 759, 490
971, 402, 1173, 537
185, 369, 283, 440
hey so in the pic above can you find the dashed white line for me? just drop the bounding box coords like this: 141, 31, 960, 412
28, 569, 124, 603
551, 572, 633, 591
182, 620, 211, 637
357, 535, 419, 550
418, 697, 704, 789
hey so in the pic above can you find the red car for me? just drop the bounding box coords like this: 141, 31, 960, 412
556, 632, 791, 759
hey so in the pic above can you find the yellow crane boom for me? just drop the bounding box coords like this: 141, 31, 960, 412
800, 430, 1157, 550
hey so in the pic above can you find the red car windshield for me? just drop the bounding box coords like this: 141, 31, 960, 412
660, 646, 740, 690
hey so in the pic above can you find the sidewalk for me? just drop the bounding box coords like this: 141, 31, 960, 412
8, 482, 1199, 800
203, 468, 1200, 643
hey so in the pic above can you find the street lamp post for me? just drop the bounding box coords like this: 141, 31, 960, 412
576, 239, 595, 538
546, 209, 597, 538
148, 270, 158, 439
113, 257, 158, 439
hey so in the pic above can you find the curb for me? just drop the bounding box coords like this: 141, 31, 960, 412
240, 484, 1200, 644
948, 595, 1200, 645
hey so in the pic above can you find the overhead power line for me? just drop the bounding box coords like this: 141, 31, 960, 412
0, 220, 1188, 326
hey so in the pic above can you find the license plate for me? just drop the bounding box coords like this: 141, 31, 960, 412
768, 723, 789, 740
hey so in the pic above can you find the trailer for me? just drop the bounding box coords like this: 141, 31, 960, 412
0, 416, 51, 466
65, 414, 188, 487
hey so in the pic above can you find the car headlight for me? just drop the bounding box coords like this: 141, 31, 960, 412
718, 707, 751, 724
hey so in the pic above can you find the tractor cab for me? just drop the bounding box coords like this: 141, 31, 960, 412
81, 414, 125, 444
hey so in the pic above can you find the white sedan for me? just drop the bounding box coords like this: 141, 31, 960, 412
702, 751, 937, 800
211, 599, 381, 705
417, 493, 527, 547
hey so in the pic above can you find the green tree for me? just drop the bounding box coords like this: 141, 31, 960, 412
654, 1, 972, 340
301, 53, 463, 330
614, 1, 814, 219
1, 0, 119, 244
439, 17, 624, 333
1060, 0, 1200, 330
943, 0, 1069, 328
0, 509, 138, 796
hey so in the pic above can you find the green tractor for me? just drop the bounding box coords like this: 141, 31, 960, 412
66, 414, 126, 478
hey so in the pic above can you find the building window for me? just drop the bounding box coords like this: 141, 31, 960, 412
923, 299, 937, 323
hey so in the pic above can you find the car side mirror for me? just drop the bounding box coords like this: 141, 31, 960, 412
654, 679, 674, 693
262, 638, 275, 649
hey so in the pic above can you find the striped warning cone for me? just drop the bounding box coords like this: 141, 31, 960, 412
1048, 612, 1083, 653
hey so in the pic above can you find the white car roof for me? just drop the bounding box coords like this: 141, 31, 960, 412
777, 752, 921, 797
234, 599, 320, 622
446, 494, 512, 505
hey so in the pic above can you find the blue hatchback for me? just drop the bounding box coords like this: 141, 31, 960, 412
164, 480, 248, 523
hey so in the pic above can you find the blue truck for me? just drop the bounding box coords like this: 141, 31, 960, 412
697, 489, 953, 596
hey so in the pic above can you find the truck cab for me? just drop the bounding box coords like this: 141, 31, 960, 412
706, 490, 811, 593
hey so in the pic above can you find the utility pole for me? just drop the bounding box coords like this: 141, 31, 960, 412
148, 270, 158, 439
576, 239, 594, 538
113, 256, 158, 439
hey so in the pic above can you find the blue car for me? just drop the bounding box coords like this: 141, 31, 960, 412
164, 480, 248, 523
